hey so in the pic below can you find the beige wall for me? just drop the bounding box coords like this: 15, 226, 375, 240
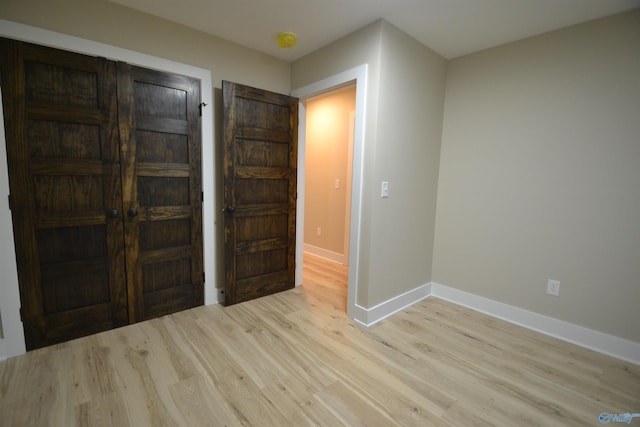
368, 22, 446, 305
0, 0, 291, 93
304, 87, 356, 258
433, 10, 640, 342
293, 21, 447, 307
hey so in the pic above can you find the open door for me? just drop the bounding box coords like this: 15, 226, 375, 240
222, 81, 298, 305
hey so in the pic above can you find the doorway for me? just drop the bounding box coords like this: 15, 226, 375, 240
292, 64, 368, 320
301, 86, 355, 311
303, 86, 355, 267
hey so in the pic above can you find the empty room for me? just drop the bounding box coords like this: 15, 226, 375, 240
1, 0, 639, 425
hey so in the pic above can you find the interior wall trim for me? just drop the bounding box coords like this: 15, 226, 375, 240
353, 284, 431, 327
291, 64, 368, 322
355, 280, 640, 365
303, 246, 346, 265
430, 283, 640, 366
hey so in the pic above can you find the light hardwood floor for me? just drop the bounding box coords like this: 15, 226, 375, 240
1, 253, 638, 426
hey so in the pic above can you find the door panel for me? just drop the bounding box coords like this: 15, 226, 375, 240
2, 38, 204, 349
117, 64, 203, 322
222, 81, 298, 305
0, 39, 128, 349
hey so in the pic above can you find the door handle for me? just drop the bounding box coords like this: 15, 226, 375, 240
107, 209, 119, 219
225, 206, 236, 214
127, 208, 138, 217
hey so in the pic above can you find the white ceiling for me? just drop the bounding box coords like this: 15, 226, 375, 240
110, 0, 640, 61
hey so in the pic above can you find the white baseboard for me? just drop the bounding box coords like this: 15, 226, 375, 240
429, 283, 640, 366
352, 281, 640, 365
353, 283, 431, 327
304, 245, 346, 265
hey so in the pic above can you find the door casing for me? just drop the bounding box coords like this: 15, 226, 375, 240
291, 64, 368, 322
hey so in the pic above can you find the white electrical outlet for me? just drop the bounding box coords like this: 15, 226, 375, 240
316, 227, 322, 237
335, 179, 340, 189
546, 279, 560, 296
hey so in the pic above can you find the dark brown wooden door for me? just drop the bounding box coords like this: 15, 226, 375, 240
1, 38, 204, 349
222, 81, 298, 305
0, 39, 128, 349
117, 64, 204, 322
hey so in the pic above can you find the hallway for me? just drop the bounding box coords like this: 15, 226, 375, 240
302, 252, 348, 313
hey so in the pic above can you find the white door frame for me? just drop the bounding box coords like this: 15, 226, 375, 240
291, 65, 368, 320
0, 20, 215, 359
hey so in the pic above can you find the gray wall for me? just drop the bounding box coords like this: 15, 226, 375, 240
370, 22, 446, 305
293, 20, 447, 307
433, 9, 640, 342
0, 0, 291, 93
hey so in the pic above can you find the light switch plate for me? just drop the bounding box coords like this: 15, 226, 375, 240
381, 181, 389, 198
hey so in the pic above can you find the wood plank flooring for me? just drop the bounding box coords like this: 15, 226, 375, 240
1, 253, 638, 426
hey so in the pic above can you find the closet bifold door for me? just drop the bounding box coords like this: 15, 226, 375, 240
0, 38, 128, 350
116, 63, 204, 323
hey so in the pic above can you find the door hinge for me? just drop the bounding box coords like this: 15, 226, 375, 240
19, 307, 23, 321
201, 191, 204, 202
199, 102, 207, 117
202, 271, 205, 283
8, 194, 11, 210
